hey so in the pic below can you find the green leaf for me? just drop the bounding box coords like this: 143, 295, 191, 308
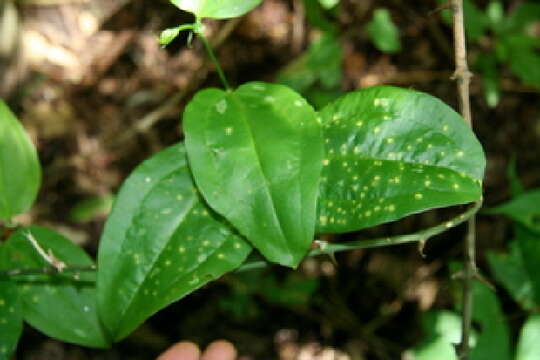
260, 273, 318, 306
475, 54, 500, 108
0, 243, 23, 360
515, 226, 540, 306
516, 315, 540, 360
97, 143, 251, 341
449, 263, 512, 360
501, 3, 540, 34
184, 82, 323, 267
366, 8, 401, 54
438, 0, 488, 41
506, 155, 525, 197
170, 0, 262, 19
0, 100, 41, 220
469, 281, 511, 360
0, 279, 22, 360
69, 194, 114, 223
409, 276, 511, 360
407, 310, 463, 360
487, 240, 536, 311
318, 0, 339, 10
159, 26, 182, 46
301, 0, 338, 33
2, 226, 109, 348
317, 86, 485, 233
276, 32, 342, 93
486, 1, 504, 29
505, 36, 540, 88
485, 189, 540, 234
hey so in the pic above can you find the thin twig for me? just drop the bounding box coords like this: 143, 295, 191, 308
23, 230, 67, 272
451, 1, 478, 359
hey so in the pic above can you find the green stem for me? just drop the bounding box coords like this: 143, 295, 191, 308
199, 33, 231, 91
1, 203, 481, 278
237, 201, 482, 272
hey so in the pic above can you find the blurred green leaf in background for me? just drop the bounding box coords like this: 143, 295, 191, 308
366, 8, 401, 54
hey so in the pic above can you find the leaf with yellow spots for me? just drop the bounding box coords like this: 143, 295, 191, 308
2, 226, 109, 348
97, 143, 251, 341
184, 82, 324, 267
0, 244, 23, 359
316, 86, 485, 233
0, 100, 41, 221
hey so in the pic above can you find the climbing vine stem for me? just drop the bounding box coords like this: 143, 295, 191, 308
451, 0, 478, 359
1, 202, 482, 279
237, 201, 482, 272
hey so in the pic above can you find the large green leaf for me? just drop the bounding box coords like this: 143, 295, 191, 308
170, 0, 262, 19
316, 86, 485, 233
0, 279, 22, 360
2, 226, 109, 348
487, 240, 536, 311
485, 189, 540, 234
97, 143, 251, 341
184, 82, 323, 267
0, 243, 23, 360
0, 100, 41, 220
516, 315, 540, 360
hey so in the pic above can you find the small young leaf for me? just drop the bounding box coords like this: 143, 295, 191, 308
2, 226, 109, 348
318, 0, 339, 10
170, 0, 263, 19
317, 86, 485, 233
0, 100, 41, 220
485, 189, 540, 234
0, 243, 23, 359
366, 8, 401, 54
184, 82, 323, 267
159, 26, 182, 46
97, 143, 251, 341
487, 240, 536, 311
516, 315, 540, 360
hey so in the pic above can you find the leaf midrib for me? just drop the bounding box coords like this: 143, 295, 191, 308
229, 94, 291, 256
